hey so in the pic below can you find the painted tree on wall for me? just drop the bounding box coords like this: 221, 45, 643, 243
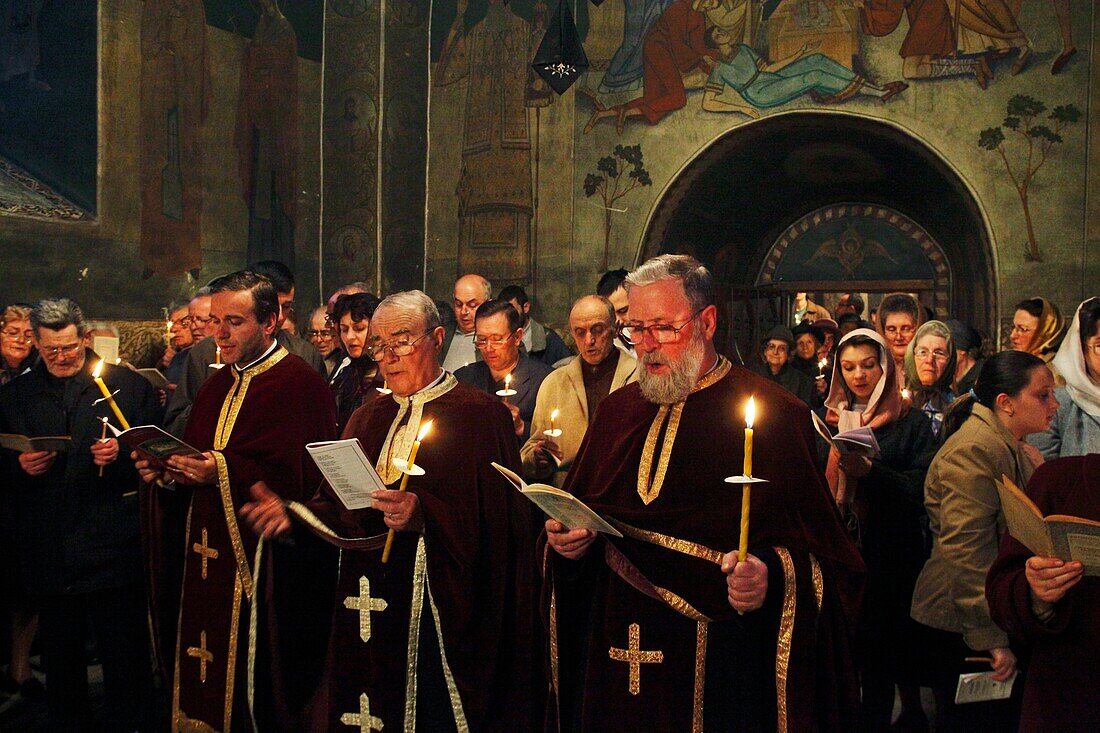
584, 144, 652, 271
978, 95, 1081, 262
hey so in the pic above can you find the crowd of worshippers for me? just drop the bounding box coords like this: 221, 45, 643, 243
0, 256, 1095, 733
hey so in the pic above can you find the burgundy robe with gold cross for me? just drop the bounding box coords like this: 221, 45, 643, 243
287, 377, 545, 733
144, 347, 338, 733
544, 357, 864, 732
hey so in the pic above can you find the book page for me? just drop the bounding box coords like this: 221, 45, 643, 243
137, 368, 169, 389
522, 489, 622, 537
306, 440, 386, 510
955, 671, 1015, 704
996, 476, 1054, 557
92, 336, 119, 364
491, 461, 527, 491
1048, 521, 1100, 576
0, 433, 72, 453
811, 412, 836, 447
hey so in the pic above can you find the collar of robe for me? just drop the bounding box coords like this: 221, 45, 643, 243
374, 371, 458, 484
637, 355, 731, 505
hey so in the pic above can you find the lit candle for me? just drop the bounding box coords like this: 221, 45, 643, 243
92, 360, 130, 430
738, 397, 755, 562
98, 417, 108, 477
816, 357, 828, 380
376, 378, 391, 395
901, 388, 911, 402
550, 408, 558, 434
215, 346, 222, 365
382, 420, 434, 563
165, 320, 173, 345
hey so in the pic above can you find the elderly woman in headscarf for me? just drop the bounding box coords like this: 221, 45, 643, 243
821, 328, 937, 732
1029, 297, 1100, 458
1010, 297, 1066, 385
904, 320, 958, 437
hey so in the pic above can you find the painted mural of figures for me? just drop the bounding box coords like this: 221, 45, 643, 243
860, 0, 1030, 88
701, 26, 907, 117
0, 0, 47, 88
598, 0, 673, 93
584, 0, 716, 134
1007, 0, 1075, 73
234, 0, 299, 269
139, 0, 209, 277
435, 0, 547, 283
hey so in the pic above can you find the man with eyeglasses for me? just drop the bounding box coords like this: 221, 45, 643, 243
135, 270, 337, 732
184, 287, 215, 343
454, 298, 554, 443
161, 301, 194, 392
307, 305, 342, 376
238, 290, 544, 732
543, 255, 863, 732
164, 262, 326, 436
0, 298, 160, 730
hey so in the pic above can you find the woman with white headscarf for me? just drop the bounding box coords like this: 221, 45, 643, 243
1029, 297, 1100, 458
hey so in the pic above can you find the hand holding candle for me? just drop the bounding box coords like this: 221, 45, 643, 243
496, 373, 517, 402
739, 397, 755, 562
382, 420, 433, 563
98, 417, 108, 477
92, 360, 130, 430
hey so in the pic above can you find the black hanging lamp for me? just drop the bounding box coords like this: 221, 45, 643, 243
531, 0, 589, 95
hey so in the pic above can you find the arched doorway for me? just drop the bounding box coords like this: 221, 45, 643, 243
635, 111, 997, 353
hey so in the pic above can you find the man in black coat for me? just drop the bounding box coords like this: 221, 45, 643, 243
0, 298, 159, 731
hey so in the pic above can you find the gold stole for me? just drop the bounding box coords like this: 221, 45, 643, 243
172, 348, 287, 733
637, 357, 731, 505
374, 373, 458, 485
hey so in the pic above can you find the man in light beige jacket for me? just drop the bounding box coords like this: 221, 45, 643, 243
520, 296, 637, 486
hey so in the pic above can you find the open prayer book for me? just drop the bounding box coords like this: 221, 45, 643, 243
996, 475, 1100, 576
107, 424, 204, 471
136, 368, 169, 389
305, 439, 387, 510
811, 412, 881, 458
955, 670, 1016, 704
492, 462, 622, 537
0, 433, 72, 453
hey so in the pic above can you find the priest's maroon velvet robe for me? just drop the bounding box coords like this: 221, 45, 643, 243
544, 357, 864, 732
287, 376, 544, 732
987, 454, 1100, 733
143, 348, 338, 732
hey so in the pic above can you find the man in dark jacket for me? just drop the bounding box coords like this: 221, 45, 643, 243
0, 298, 159, 731
749, 325, 819, 407
498, 284, 573, 366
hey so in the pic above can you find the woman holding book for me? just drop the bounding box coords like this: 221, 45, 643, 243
904, 320, 958, 437
822, 328, 936, 732
911, 350, 1060, 732
1029, 297, 1100, 458
986, 454, 1096, 733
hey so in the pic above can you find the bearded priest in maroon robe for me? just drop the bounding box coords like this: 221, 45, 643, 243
544, 255, 864, 732
138, 270, 338, 732
240, 290, 544, 733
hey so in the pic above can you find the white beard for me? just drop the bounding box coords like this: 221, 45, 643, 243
637, 334, 706, 405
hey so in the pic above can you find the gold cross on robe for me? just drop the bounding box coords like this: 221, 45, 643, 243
608, 622, 664, 695
344, 576, 389, 643
186, 630, 214, 683
340, 692, 384, 732
191, 527, 219, 579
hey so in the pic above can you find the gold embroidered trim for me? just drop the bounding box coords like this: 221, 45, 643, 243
214, 347, 287, 449
612, 520, 725, 565
212, 451, 253, 599
635, 357, 731, 504
345, 576, 388, 643
286, 501, 386, 544
810, 554, 824, 615
246, 538, 266, 733
604, 542, 713, 622
172, 505, 193, 732
403, 536, 428, 732
608, 622, 664, 695
174, 713, 220, 733
775, 547, 797, 733
341, 693, 385, 732
693, 622, 708, 733
548, 547, 560, 697
185, 631, 213, 683
376, 373, 458, 484
426, 564, 470, 732
225, 572, 243, 733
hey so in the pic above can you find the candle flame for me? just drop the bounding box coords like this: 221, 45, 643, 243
901, 388, 911, 401
416, 420, 434, 442
92, 359, 104, 379
745, 396, 756, 429
818, 358, 828, 368
550, 408, 559, 421
505, 373, 512, 388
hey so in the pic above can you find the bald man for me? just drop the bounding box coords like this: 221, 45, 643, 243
441, 273, 492, 372
520, 295, 637, 485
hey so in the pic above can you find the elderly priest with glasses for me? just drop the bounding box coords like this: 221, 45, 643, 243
543, 255, 864, 732
240, 290, 544, 733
